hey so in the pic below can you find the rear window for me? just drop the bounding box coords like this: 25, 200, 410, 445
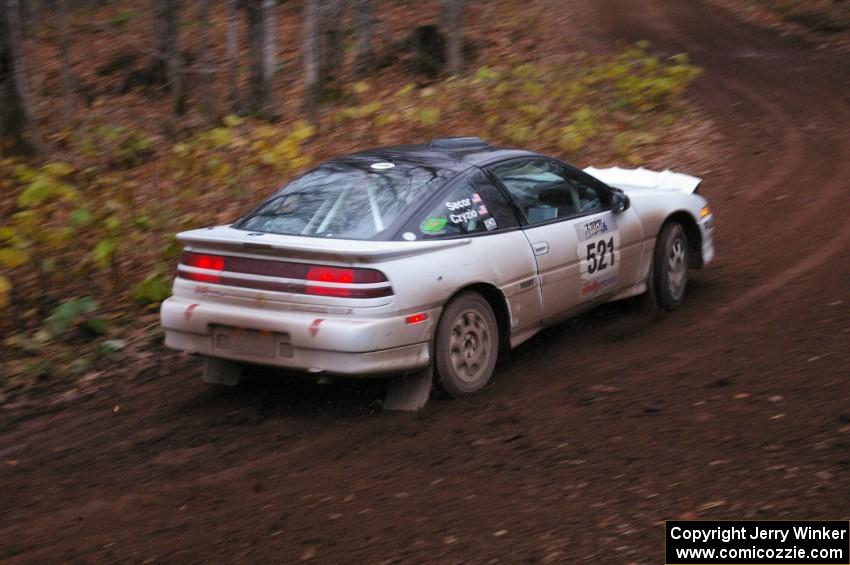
236, 161, 453, 240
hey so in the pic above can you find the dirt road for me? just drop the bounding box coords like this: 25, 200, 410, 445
2, 1, 849, 562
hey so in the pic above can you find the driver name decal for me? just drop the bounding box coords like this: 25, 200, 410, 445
445, 193, 492, 225
446, 197, 473, 211
450, 209, 479, 224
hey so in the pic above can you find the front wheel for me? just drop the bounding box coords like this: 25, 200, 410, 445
653, 222, 689, 311
434, 292, 499, 397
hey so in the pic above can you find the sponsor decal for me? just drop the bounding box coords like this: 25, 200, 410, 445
471, 192, 482, 203
583, 217, 609, 239
484, 217, 498, 231
309, 318, 323, 337
478, 204, 489, 216
420, 217, 448, 234
402, 231, 417, 241
580, 275, 617, 296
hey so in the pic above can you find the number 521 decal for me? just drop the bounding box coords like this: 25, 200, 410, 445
586, 237, 616, 275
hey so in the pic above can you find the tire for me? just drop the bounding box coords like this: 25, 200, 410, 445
653, 222, 689, 311
434, 292, 499, 397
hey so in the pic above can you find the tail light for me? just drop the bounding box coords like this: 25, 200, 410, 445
177, 252, 392, 298
306, 266, 355, 297
181, 253, 224, 283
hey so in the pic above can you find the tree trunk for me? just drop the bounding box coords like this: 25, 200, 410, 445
0, 0, 38, 153
262, 0, 276, 86
197, 0, 216, 122
353, 0, 373, 77
152, 0, 186, 114
226, 0, 240, 113
244, 0, 277, 118
303, 0, 319, 124
58, 0, 75, 123
442, 0, 464, 75
318, 0, 345, 86
18, 0, 29, 36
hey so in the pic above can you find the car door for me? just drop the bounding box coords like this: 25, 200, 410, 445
400, 170, 543, 335
488, 158, 631, 324
569, 169, 646, 295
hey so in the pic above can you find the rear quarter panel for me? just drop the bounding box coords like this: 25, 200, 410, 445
379, 230, 541, 332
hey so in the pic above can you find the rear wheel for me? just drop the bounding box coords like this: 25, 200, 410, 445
434, 292, 499, 397
653, 222, 689, 311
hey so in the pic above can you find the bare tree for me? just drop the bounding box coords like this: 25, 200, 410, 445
442, 0, 464, 75
152, 0, 186, 114
318, 0, 345, 86
58, 0, 75, 123
226, 0, 240, 113
244, 0, 278, 118
303, 0, 320, 124
197, 0, 217, 122
353, 0, 373, 77
0, 0, 38, 152
262, 0, 276, 87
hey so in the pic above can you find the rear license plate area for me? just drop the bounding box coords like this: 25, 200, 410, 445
212, 326, 292, 359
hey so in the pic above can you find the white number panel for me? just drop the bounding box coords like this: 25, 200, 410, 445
575, 213, 620, 299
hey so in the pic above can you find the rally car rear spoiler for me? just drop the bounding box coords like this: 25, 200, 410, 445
177, 227, 472, 264
584, 166, 703, 195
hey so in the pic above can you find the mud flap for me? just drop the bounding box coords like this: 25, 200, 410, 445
203, 357, 242, 386
644, 256, 660, 313
383, 366, 433, 412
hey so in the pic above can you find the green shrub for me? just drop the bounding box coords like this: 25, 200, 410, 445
133, 271, 172, 306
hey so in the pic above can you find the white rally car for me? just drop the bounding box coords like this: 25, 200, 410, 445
160, 137, 714, 408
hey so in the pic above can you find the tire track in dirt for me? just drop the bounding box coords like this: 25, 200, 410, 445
592, 0, 850, 319
494, 0, 850, 402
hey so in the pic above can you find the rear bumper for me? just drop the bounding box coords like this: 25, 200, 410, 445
164, 329, 430, 376
160, 296, 438, 377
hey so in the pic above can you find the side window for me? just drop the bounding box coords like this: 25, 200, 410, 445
491, 160, 602, 225
415, 174, 518, 239
569, 174, 604, 215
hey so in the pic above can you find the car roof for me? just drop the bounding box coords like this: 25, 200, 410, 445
333, 140, 540, 173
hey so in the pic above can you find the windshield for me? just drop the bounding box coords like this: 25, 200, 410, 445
236, 160, 453, 240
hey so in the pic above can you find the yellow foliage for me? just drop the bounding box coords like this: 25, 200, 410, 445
0, 276, 10, 312
353, 81, 371, 94
0, 248, 29, 269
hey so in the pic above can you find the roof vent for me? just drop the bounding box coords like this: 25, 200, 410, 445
429, 136, 488, 150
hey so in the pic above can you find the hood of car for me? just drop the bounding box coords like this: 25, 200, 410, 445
584, 166, 702, 195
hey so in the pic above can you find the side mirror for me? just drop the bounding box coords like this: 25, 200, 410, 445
611, 190, 630, 213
